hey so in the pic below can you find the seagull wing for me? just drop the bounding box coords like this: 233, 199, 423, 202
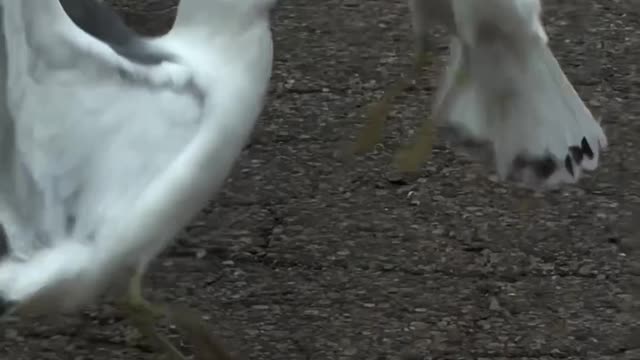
0, 0, 273, 312
433, 0, 606, 188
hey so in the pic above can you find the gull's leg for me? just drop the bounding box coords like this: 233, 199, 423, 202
167, 304, 235, 360
351, 32, 434, 155
412, 31, 434, 73
118, 269, 187, 360
351, 75, 412, 155
393, 108, 436, 171
118, 268, 234, 360
127, 269, 171, 318
393, 34, 436, 172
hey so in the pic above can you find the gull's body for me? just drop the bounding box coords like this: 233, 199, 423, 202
0, 0, 275, 351
422, 0, 606, 187
366, 0, 607, 189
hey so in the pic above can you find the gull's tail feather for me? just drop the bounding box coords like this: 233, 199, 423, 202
435, 0, 606, 189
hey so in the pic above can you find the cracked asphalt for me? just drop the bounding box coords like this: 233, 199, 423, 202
2, 0, 640, 359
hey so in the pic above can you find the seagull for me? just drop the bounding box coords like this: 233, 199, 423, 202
354, 0, 607, 189
0, 0, 275, 358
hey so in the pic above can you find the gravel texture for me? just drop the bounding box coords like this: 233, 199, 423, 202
1, 0, 640, 359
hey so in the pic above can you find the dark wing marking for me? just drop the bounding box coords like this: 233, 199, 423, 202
58, 0, 172, 65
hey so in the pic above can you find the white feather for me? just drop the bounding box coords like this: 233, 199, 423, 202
0, 0, 275, 313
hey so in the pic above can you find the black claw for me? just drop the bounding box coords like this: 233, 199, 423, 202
581, 137, 594, 159
569, 145, 583, 165
565, 154, 575, 177
532, 156, 557, 179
